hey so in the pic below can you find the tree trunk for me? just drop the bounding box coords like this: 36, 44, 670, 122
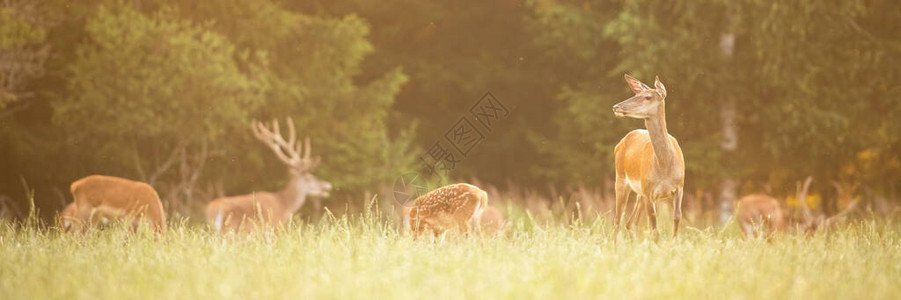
719, 98, 738, 223
718, 30, 738, 224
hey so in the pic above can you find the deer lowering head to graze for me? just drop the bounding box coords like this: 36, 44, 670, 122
205, 118, 331, 233
611, 74, 685, 244
795, 177, 861, 233
404, 183, 488, 239
61, 175, 167, 232
59, 202, 77, 230
736, 194, 786, 239
736, 177, 861, 238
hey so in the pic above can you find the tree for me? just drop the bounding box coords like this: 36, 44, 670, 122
530, 0, 901, 215
289, 0, 556, 186
53, 4, 267, 214
171, 0, 417, 194
0, 0, 51, 118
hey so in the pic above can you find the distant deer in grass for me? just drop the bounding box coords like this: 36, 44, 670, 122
205, 118, 332, 233
737, 191, 793, 239
737, 177, 861, 238
61, 175, 167, 232
403, 183, 488, 239
611, 74, 685, 244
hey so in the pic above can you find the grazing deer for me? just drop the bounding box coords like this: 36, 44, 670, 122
477, 205, 506, 235
62, 175, 167, 231
404, 183, 488, 238
736, 194, 786, 238
205, 118, 331, 232
611, 74, 685, 244
736, 177, 861, 238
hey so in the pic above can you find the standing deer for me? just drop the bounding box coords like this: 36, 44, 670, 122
404, 183, 488, 238
61, 175, 167, 231
205, 118, 331, 232
611, 74, 685, 243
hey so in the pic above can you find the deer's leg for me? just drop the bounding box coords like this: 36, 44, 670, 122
645, 196, 657, 230
613, 179, 632, 245
411, 221, 423, 240
624, 195, 643, 240
739, 220, 750, 239
625, 196, 641, 231
74, 202, 93, 229
764, 218, 775, 242
642, 195, 659, 241
469, 214, 482, 236
673, 187, 684, 237
129, 216, 142, 233
432, 226, 443, 242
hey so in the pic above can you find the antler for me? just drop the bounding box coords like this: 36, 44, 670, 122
251, 118, 320, 172
822, 199, 861, 228
831, 181, 844, 197
796, 176, 815, 227
822, 181, 861, 228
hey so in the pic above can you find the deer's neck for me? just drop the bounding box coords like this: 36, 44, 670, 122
278, 177, 307, 214
644, 103, 678, 172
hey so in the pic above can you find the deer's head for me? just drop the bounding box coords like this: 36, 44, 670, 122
613, 74, 667, 119
289, 165, 332, 198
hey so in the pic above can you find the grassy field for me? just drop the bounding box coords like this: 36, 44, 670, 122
1, 212, 899, 299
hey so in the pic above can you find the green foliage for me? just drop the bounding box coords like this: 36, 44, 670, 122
0, 0, 899, 217
0, 5, 49, 108
23, 1, 416, 207
58, 5, 265, 140
0, 8, 46, 50
530, 87, 627, 183
528, 0, 901, 188
173, 2, 415, 193
52, 4, 267, 182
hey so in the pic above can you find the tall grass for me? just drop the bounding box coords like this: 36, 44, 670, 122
1, 207, 899, 299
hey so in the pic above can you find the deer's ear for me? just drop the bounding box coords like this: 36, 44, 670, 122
654, 75, 667, 98
624, 74, 649, 94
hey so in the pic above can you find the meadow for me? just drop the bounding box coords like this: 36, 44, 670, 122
2, 1, 898, 299
1, 207, 899, 299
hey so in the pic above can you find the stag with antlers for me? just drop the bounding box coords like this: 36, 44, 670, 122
795, 177, 861, 233
205, 118, 331, 232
